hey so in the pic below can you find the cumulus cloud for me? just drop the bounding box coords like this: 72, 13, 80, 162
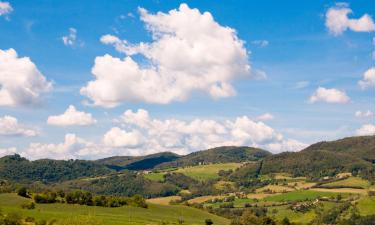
359, 67, 375, 89
81, 4, 250, 107
20, 109, 307, 159
0, 147, 16, 157
114, 109, 306, 155
47, 105, 97, 126
0, 1, 12, 18
0, 49, 52, 106
309, 87, 350, 104
256, 113, 274, 121
103, 127, 144, 148
0, 116, 38, 136
325, 3, 375, 35
22, 134, 107, 160
355, 124, 375, 136
355, 110, 373, 118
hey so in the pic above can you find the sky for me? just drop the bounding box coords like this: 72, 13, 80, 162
0, 0, 375, 160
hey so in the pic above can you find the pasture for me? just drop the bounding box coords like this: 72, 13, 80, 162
0, 193, 229, 225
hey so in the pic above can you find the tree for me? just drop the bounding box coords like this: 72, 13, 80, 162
240, 210, 260, 225
205, 219, 214, 225
280, 217, 291, 225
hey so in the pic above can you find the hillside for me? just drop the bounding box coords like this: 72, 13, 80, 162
0, 154, 112, 183
157, 146, 271, 169
233, 136, 375, 182
96, 152, 180, 171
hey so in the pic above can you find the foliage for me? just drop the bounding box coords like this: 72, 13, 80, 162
157, 146, 270, 169
61, 172, 179, 198
96, 152, 180, 171
0, 154, 112, 183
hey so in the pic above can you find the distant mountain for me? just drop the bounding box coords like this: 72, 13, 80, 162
96, 152, 180, 171
0, 154, 112, 183
157, 146, 271, 169
233, 136, 375, 182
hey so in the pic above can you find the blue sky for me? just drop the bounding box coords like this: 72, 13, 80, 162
0, 0, 375, 159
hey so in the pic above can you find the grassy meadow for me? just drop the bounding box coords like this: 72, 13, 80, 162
0, 193, 229, 225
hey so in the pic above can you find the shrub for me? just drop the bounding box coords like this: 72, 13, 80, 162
205, 219, 213, 225
21, 202, 35, 209
17, 187, 29, 198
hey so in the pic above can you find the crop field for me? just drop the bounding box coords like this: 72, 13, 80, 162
255, 184, 295, 193
320, 177, 371, 189
0, 194, 229, 225
263, 190, 350, 202
146, 196, 181, 205
175, 163, 241, 180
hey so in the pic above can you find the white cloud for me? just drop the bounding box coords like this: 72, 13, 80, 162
309, 87, 350, 104
256, 113, 274, 121
355, 124, 375, 136
355, 110, 374, 118
81, 4, 250, 107
19, 109, 307, 160
103, 127, 144, 148
359, 67, 375, 89
325, 3, 375, 35
62, 28, 77, 46
47, 105, 97, 126
0, 147, 16, 157
0, 48, 52, 106
251, 40, 269, 47
0, 1, 12, 18
0, 116, 38, 137
114, 109, 306, 155
22, 134, 106, 160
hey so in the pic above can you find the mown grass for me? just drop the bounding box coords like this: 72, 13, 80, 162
321, 177, 371, 189
175, 163, 241, 180
143, 172, 165, 182
357, 197, 375, 216
0, 193, 229, 225
263, 190, 349, 202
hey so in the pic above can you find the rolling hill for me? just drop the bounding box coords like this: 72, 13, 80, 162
96, 152, 180, 171
232, 135, 375, 182
156, 146, 271, 169
0, 154, 112, 183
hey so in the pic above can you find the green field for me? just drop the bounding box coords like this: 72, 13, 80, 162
175, 163, 241, 180
357, 197, 375, 216
144, 172, 166, 181
321, 177, 371, 189
263, 190, 349, 202
0, 194, 229, 225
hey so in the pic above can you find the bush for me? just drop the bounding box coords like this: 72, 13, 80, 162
17, 187, 29, 198
21, 202, 35, 209
205, 219, 214, 225
1, 212, 23, 225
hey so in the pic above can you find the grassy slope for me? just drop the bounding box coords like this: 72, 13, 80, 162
0, 194, 229, 225
321, 177, 371, 189
175, 163, 241, 180
357, 197, 375, 216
